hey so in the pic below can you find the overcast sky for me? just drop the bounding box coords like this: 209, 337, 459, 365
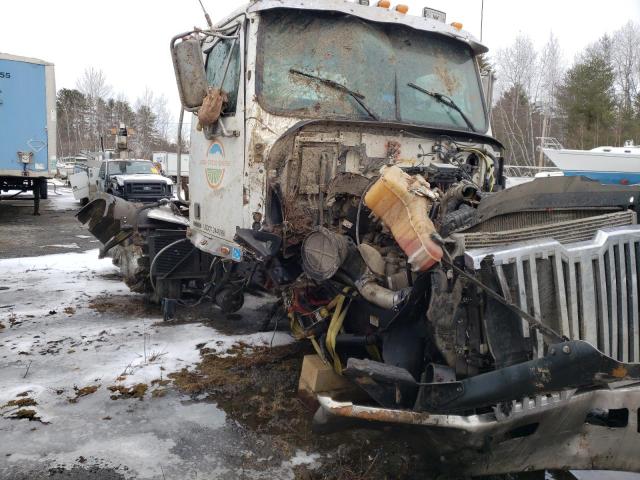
2, 0, 639, 128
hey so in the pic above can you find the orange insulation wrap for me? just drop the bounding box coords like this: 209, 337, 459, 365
364, 166, 442, 271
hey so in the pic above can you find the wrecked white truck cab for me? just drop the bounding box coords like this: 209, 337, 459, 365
79, 0, 640, 474
174, 0, 494, 262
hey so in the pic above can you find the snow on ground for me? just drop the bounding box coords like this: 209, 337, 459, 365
0, 249, 300, 479
45, 183, 85, 212
1, 181, 78, 212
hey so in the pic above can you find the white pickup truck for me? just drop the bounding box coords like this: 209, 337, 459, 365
70, 158, 174, 204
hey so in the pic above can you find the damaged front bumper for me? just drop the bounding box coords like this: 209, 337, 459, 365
313, 340, 640, 475
314, 383, 640, 474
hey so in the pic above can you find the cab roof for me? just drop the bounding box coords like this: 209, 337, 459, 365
215, 0, 487, 55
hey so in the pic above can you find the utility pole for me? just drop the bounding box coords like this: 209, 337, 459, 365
480, 0, 484, 42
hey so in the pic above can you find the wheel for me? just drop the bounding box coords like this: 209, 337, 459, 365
215, 287, 244, 313
39, 179, 48, 199
80, 197, 89, 206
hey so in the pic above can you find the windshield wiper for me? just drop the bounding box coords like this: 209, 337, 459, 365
407, 82, 476, 132
290, 68, 379, 121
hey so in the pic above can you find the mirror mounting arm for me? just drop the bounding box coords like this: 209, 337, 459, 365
203, 119, 240, 140
170, 25, 242, 112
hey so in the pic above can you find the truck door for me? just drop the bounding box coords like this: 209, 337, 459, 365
96, 163, 106, 193
69, 168, 89, 202
190, 21, 245, 251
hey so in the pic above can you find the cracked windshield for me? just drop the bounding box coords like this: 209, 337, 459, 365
258, 10, 488, 132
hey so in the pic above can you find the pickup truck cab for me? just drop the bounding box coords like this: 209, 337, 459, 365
72, 159, 174, 204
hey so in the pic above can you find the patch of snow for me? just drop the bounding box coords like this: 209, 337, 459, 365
289, 450, 322, 467
40, 243, 80, 249
2, 248, 116, 275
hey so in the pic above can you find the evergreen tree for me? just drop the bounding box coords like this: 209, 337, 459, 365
556, 38, 616, 149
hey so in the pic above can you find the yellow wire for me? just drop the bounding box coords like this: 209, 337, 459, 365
459, 147, 495, 191
325, 294, 347, 374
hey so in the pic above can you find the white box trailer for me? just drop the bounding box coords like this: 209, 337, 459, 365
152, 151, 189, 179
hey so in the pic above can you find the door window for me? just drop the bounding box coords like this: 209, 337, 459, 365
206, 35, 241, 114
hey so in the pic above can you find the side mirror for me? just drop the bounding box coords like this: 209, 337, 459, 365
171, 37, 208, 111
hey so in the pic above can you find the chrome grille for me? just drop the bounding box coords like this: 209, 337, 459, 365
465, 226, 640, 362
127, 182, 164, 195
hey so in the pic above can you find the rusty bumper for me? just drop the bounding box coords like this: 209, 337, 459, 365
314, 385, 640, 474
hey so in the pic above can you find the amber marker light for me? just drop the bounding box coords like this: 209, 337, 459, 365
451, 22, 463, 30
395, 4, 409, 13
377, 0, 391, 8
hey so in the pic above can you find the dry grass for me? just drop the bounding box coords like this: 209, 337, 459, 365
88, 294, 154, 316
147, 350, 167, 363
3, 397, 37, 408
170, 342, 313, 438
107, 383, 148, 401
68, 385, 100, 403
151, 388, 167, 398
150, 379, 170, 387
9, 409, 38, 420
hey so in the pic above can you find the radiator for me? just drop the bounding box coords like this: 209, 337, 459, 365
465, 226, 640, 362
455, 210, 636, 249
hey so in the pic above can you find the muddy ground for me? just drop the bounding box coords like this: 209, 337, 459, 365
169, 341, 438, 480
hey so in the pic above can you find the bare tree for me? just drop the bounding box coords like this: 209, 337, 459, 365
58, 73, 180, 158
611, 21, 640, 143
538, 34, 564, 115
76, 67, 112, 101
152, 93, 172, 143
612, 22, 639, 111
535, 33, 565, 164
75, 67, 113, 151
493, 34, 540, 166
494, 35, 538, 99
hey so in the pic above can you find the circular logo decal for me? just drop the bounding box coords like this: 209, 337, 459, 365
205, 142, 226, 189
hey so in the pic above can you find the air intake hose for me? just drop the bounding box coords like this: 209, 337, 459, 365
301, 228, 407, 310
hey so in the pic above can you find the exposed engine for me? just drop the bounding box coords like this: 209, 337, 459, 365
249, 127, 499, 403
